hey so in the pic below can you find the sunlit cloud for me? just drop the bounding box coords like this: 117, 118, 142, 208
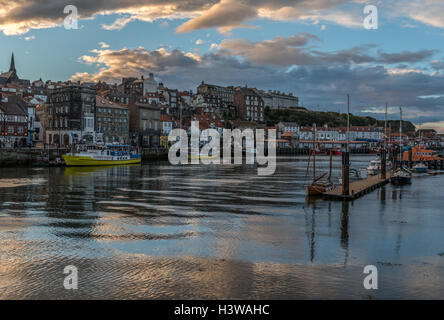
1, 0, 444, 36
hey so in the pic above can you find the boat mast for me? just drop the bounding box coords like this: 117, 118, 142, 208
347, 94, 350, 153
399, 107, 403, 166
313, 123, 316, 181
328, 149, 333, 180
384, 103, 388, 150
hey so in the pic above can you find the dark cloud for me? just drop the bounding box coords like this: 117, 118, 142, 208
219, 35, 437, 67
0, 0, 217, 34
2, 0, 444, 35
72, 42, 444, 127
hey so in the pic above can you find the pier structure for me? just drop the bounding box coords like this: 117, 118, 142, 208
324, 149, 391, 201
323, 173, 391, 201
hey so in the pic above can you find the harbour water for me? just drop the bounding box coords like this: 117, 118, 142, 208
0, 155, 443, 299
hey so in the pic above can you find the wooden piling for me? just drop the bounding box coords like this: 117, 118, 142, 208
381, 149, 387, 180
342, 152, 350, 196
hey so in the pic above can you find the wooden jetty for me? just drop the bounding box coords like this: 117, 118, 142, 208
323, 173, 392, 201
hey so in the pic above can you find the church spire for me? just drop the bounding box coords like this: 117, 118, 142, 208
9, 52, 16, 73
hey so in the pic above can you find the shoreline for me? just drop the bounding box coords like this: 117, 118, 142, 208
0, 148, 382, 168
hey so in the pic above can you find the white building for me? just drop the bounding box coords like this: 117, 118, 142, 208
160, 114, 173, 136
143, 73, 158, 95
349, 127, 383, 141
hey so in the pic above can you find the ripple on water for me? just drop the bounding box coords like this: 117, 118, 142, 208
0, 178, 46, 188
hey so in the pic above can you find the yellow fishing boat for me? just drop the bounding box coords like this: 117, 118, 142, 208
63, 145, 142, 167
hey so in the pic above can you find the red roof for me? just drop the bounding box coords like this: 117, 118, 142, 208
281, 132, 296, 138
160, 114, 173, 122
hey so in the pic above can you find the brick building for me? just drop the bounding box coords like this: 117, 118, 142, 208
95, 96, 129, 144
46, 84, 96, 146
197, 81, 235, 108
128, 102, 161, 147
234, 87, 265, 123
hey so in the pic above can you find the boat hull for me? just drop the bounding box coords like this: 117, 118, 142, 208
306, 182, 334, 196
63, 155, 141, 167
390, 176, 412, 185
413, 167, 428, 174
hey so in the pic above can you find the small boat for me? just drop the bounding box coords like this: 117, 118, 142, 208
367, 159, 381, 176
306, 173, 334, 196
63, 144, 141, 167
412, 162, 428, 174
390, 168, 412, 185
367, 158, 392, 176
305, 147, 334, 197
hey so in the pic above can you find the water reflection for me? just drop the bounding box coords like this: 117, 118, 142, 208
0, 156, 443, 299
340, 201, 349, 259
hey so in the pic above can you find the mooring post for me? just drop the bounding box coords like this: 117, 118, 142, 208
391, 149, 396, 173
408, 149, 413, 169
342, 152, 350, 196
381, 149, 387, 180
441, 160, 443, 171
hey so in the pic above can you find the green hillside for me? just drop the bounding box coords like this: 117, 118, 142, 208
265, 107, 416, 134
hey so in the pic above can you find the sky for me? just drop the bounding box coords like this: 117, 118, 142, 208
1, 0, 444, 132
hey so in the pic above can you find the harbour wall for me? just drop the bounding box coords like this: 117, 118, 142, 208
0, 148, 169, 167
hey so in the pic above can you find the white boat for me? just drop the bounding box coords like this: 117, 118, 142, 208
413, 162, 428, 173
367, 159, 392, 176
367, 159, 381, 176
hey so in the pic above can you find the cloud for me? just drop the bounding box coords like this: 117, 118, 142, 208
217, 34, 437, 67
71, 39, 444, 129
400, 0, 444, 29
417, 121, 444, 133
98, 42, 110, 49
71, 46, 200, 83
0, 0, 215, 35
176, 0, 258, 33
3, 0, 444, 35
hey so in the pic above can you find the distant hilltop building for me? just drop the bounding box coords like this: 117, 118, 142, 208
196, 81, 299, 110
0, 53, 30, 86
